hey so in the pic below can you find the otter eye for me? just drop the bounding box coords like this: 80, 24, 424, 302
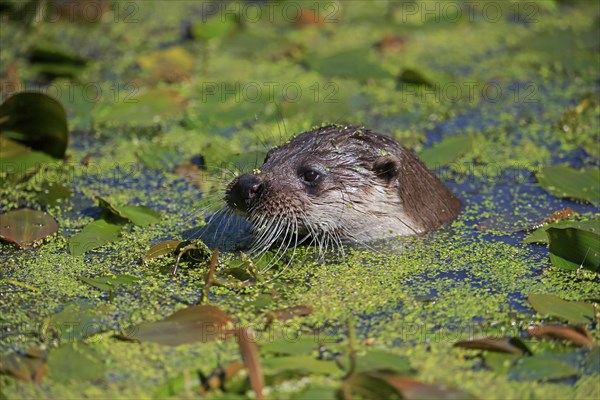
302, 169, 319, 183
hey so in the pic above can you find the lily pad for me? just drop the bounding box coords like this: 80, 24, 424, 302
97, 196, 161, 226
0, 208, 59, 249
419, 136, 474, 169
355, 350, 414, 374
508, 354, 579, 382
81, 274, 139, 292
528, 294, 595, 324
536, 166, 600, 205
522, 220, 598, 244
0, 92, 69, 158
307, 49, 394, 82
386, 375, 477, 400
68, 219, 122, 256
27, 46, 87, 79
47, 343, 105, 384
42, 301, 113, 343
547, 224, 600, 272
126, 304, 234, 346
145, 240, 188, 260
0, 149, 55, 182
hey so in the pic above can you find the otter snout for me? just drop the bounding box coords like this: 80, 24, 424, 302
225, 173, 263, 213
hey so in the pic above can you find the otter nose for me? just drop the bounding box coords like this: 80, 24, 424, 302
226, 173, 263, 212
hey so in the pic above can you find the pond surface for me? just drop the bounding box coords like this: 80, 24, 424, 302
0, 1, 599, 398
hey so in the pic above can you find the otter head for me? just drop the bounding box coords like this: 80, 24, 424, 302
225, 125, 460, 247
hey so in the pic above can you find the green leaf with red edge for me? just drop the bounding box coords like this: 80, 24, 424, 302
0, 208, 59, 249
124, 304, 234, 346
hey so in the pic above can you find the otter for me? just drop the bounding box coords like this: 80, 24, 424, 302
225, 125, 460, 248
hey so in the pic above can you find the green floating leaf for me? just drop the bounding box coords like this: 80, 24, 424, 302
295, 385, 337, 400
47, 343, 104, 384
68, 219, 122, 256
145, 240, 187, 260
355, 350, 414, 374
537, 166, 600, 206
126, 304, 234, 346
419, 136, 474, 169
42, 301, 113, 342
522, 220, 599, 244
341, 371, 402, 400
36, 182, 71, 206
307, 49, 394, 82
0, 92, 69, 158
547, 224, 600, 273
528, 294, 595, 324
398, 68, 434, 87
262, 355, 341, 377
0, 149, 55, 182
483, 352, 522, 375
27, 46, 87, 79
97, 196, 161, 226
0, 208, 58, 249
94, 88, 186, 126
81, 274, 139, 292
508, 354, 579, 382
0, 135, 29, 157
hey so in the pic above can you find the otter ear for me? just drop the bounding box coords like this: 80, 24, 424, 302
372, 156, 399, 181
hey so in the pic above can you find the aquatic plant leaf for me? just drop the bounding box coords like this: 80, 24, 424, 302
0, 349, 47, 383
235, 328, 265, 400
43, 301, 113, 342
307, 49, 394, 82
386, 375, 478, 400
536, 166, 600, 205
27, 46, 87, 79
398, 68, 434, 87
127, 304, 234, 346
0, 92, 69, 158
508, 354, 579, 381
527, 325, 595, 347
0, 149, 55, 182
94, 88, 185, 126
138, 47, 195, 83
68, 219, 122, 256
262, 355, 341, 376
528, 294, 595, 324
355, 351, 414, 374
47, 343, 104, 384
295, 385, 337, 400
96, 196, 161, 226
261, 336, 321, 356
547, 225, 600, 272
0, 208, 58, 249
482, 352, 522, 374
81, 274, 139, 292
0, 135, 29, 157
453, 336, 531, 354
522, 220, 598, 244
419, 136, 474, 169
341, 371, 402, 400
145, 240, 187, 260
583, 347, 600, 374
